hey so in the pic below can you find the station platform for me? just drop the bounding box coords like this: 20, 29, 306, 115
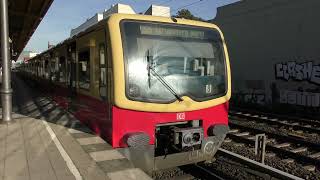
0, 74, 151, 180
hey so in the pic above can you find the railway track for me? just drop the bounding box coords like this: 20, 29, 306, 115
215, 148, 304, 180
164, 148, 303, 180
191, 148, 304, 180
227, 124, 320, 167
230, 108, 320, 127
153, 147, 304, 179
225, 112, 320, 178
229, 110, 320, 135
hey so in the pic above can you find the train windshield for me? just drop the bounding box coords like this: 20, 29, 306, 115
121, 21, 227, 103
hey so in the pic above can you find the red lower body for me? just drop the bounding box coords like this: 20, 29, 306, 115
51, 86, 229, 148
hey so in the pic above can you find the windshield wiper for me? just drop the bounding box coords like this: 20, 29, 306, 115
147, 52, 183, 102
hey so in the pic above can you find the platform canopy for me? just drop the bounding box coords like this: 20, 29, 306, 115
2, 0, 53, 61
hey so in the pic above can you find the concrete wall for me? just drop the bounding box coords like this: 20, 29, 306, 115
213, 0, 320, 115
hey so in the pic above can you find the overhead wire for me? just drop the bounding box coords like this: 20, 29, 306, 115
159, 0, 204, 17
158, 0, 174, 6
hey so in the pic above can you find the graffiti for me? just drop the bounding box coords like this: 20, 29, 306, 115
275, 61, 320, 85
232, 91, 266, 105
244, 93, 265, 105
280, 90, 320, 107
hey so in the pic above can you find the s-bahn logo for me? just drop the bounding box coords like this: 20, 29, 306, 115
176, 112, 185, 120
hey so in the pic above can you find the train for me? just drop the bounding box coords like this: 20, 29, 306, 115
18, 4, 231, 173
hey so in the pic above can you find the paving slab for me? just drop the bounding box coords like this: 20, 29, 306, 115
107, 168, 151, 180
0, 74, 152, 180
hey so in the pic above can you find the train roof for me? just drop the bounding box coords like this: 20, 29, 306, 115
29, 9, 220, 62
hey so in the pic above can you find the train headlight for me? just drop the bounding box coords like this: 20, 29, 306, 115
183, 133, 193, 144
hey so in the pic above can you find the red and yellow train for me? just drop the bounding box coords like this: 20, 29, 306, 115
19, 11, 231, 172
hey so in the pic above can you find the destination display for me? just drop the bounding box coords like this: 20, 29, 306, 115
140, 25, 205, 39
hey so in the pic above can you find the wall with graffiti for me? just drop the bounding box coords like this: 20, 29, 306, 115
231, 59, 320, 117
274, 60, 319, 106
275, 61, 320, 85
213, 0, 320, 117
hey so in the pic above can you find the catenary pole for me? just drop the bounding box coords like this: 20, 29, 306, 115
1, 0, 13, 123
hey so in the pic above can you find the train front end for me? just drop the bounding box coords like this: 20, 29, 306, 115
108, 14, 231, 172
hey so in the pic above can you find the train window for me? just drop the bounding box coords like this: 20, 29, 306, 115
45, 60, 49, 79
50, 58, 57, 81
66, 61, 70, 85
42, 61, 45, 78
121, 21, 227, 103
78, 50, 90, 90
99, 44, 106, 66
59, 56, 66, 83
37, 62, 40, 77
99, 43, 107, 98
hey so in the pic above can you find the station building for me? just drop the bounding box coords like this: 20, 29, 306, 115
213, 0, 320, 116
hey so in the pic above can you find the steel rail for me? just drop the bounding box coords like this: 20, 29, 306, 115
217, 148, 304, 180
227, 133, 320, 167
230, 108, 320, 127
193, 164, 226, 180
229, 112, 320, 135
228, 122, 320, 166
229, 122, 320, 151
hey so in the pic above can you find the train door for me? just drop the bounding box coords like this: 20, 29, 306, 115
99, 43, 107, 99
67, 42, 77, 96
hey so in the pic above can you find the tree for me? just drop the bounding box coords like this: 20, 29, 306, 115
173, 9, 204, 21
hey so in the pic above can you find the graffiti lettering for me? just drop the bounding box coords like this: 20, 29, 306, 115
232, 91, 266, 105
244, 94, 265, 105
280, 90, 320, 107
275, 62, 320, 84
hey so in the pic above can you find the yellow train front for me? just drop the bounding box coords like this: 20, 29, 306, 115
109, 14, 231, 172
19, 13, 231, 173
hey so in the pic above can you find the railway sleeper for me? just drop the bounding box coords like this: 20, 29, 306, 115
234, 132, 250, 137
290, 147, 308, 153
309, 152, 320, 159
303, 165, 316, 172
274, 143, 291, 148
228, 129, 239, 133
227, 133, 320, 167
228, 122, 320, 151
281, 158, 295, 163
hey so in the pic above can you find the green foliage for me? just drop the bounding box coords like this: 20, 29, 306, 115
173, 9, 204, 21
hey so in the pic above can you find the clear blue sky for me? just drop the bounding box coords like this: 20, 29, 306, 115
24, 0, 238, 53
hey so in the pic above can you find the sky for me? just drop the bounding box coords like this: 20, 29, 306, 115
24, 0, 239, 53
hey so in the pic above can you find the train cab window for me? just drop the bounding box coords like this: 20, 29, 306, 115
78, 50, 90, 90
122, 21, 227, 103
99, 44, 107, 98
